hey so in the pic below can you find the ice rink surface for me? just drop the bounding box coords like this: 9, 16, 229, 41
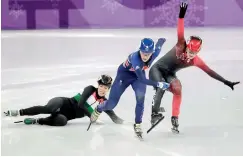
1, 28, 243, 156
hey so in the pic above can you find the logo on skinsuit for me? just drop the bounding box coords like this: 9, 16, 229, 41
129, 66, 149, 71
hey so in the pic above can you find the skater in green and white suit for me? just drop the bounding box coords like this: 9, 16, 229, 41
4, 75, 123, 126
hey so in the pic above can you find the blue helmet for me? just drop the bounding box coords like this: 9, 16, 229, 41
139, 38, 154, 53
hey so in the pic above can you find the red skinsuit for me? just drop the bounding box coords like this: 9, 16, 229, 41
150, 18, 226, 117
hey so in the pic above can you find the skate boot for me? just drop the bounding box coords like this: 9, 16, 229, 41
151, 106, 165, 125
171, 116, 179, 134
147, 112, 165, 134
4, 110, 20, 117
24, 118, 38, 125
151, 112, 164, 125
133, 123, 143, 139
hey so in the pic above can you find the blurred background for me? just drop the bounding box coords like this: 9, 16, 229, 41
2, 0, 243, 29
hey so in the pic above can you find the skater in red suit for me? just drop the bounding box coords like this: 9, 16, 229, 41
149, 2, 240, 133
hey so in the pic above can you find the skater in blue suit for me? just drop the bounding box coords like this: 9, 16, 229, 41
90, 38, 170, 136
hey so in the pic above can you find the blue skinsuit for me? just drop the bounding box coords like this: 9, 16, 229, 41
97, 48, 161, 123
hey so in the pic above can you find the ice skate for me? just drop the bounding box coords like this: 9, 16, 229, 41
133, 123, 143, 139
171, 116, 179, 134
147, 112, 165, 134
151, 106, 165, 125
151, 112, 164, 125
4, 110, 20, 117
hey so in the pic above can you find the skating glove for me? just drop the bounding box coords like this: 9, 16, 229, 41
179, 1, 188, 18
155, 38, 166, 50
90, 107, 101, 123
224, 80, 240, 90
157, 82, 170, 90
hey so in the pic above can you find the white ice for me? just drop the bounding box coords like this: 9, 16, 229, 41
1, 28, 243, 156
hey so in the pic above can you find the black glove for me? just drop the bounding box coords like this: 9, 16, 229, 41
224, 80, 240, 90
179, 1, 188, 18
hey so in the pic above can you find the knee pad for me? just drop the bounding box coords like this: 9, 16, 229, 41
169, 79, 182, 95
54, 114, 68, 126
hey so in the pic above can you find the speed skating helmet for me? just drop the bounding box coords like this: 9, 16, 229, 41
186, 36, 202, 53
139, 38, 154, 53
97, 75, 113, 88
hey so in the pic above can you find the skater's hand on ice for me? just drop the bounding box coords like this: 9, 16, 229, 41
157, 82, 170, 90
179, 1, 188, 18
90, 108, 101, 123
224, 81, 240, 90
112, 116, 124, 124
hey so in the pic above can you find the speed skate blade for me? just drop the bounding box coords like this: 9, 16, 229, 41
87, 122, 92, 131
171, 127, 179, 134
14, 120, 23, 123
135, 133, 144, 141
147, 116, 164, 134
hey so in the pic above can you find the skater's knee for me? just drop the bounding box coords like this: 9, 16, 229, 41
135, 91, 145, 103
156, 87, 165, 94
170, 79, 182, 95
46, 97, 63, 112
136, 95, 145, 107
53, 114, 67, 126
48, 97, 63, 105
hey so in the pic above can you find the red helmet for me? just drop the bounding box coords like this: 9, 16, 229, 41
186, 36, 202, 53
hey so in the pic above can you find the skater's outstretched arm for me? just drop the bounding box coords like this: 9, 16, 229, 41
133, 67, 169, 90
152, 38, 167, 58
177, 18, 185, 42
193, 56, 240, 90
177, 2, 187, 42
193, 56, 226, 82
131, 52, 169, 89
134, 68, 158, 87
176, 2, 188, 58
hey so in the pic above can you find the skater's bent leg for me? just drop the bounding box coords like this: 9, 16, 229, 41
45, 97, 66, 112
97, 77, 129, 112
20, 97, 65, 116
152, 88, 165, 113
38, 114, 68, 126
172, 95, 182, 117
170, 79, 182, 117
132, 80, 146, 124
149, 66, 165, 113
